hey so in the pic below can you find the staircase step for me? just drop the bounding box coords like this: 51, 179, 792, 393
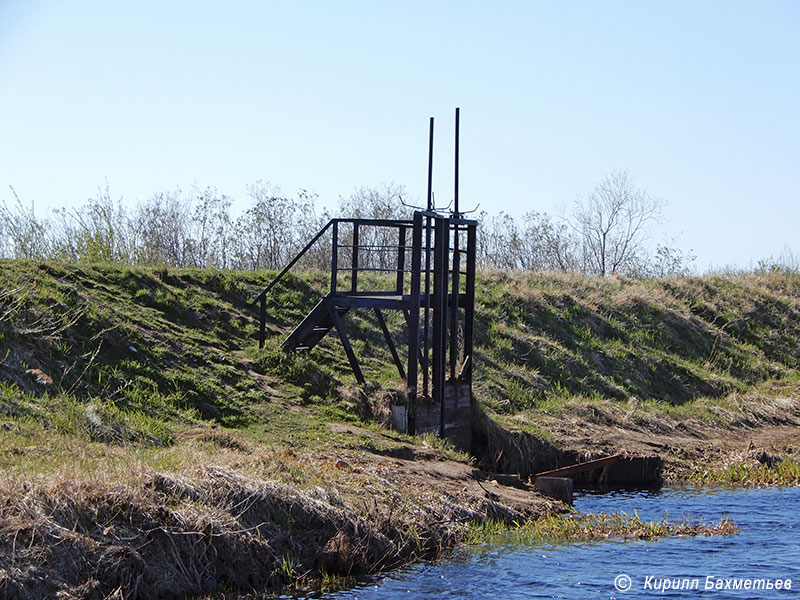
282, 295, 350, 352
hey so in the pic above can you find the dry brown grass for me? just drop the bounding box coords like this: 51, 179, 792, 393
0, 427, 559, 600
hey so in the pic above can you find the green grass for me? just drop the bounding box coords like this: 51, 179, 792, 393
474, 271, 800, 416
3, 261, 800, 459
465, 511, 738, 547
691, 458, 800, 486
3, 260, 800, 600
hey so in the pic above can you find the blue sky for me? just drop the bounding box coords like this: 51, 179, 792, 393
1, 1, 798, 270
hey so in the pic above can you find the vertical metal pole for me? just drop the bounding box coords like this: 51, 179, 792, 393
449, 222, 461, 381
427, 117, 434, 211
407, 212, 423, 435
259, 295, 266, 349
423, 116, 435, 394
351, 222, 359, 292
454, 107, 460, 216
432, 216, 449, 438
450, 108, 463, 379
463, 223, 477, 386
423, 215, 432, 398
331, 221, 338, 294
396, 225, 406, 294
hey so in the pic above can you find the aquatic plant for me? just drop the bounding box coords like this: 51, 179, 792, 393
466, 511, 738, 547
691, 457, 800, 487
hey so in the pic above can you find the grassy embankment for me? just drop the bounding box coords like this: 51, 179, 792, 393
470, 270, 800, 481
1, 261, 799, 597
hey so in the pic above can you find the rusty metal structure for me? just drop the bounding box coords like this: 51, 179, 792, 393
251, 109, 476, 449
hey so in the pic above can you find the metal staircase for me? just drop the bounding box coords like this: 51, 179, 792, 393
282, 295, 350, 352
249, 109, 477, 450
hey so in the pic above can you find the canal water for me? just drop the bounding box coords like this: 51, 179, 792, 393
323, 486, 800, 599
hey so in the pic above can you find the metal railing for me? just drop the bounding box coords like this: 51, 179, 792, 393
251, 217, 415, 347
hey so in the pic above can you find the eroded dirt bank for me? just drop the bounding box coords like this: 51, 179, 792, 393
0, 423, 562, 600
3, 408, 797, 600
482, 393, 800, 484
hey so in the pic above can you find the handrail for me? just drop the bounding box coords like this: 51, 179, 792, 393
249, 217, 417, 306
249, 220, 333, 306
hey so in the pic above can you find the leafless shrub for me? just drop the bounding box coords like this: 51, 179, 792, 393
478, 210, 578, 271
650, 235, 697, 278
756, 246, 800, 275
335, 183, 411, 271
48, 183, 133, 263
229, 182, 320, 270
130, 190, 193, 267
0, 175, 696, 278
0, 187, 50, 259
187, 187, 234, 268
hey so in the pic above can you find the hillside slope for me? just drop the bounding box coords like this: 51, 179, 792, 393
474, 270, 800, 408
3, 261, 800, 448
2, 261, 800, 597
5, 262, 800, 414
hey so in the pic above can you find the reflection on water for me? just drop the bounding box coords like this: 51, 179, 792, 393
323, 486, 800, 599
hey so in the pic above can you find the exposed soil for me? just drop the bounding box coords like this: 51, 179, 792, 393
527, 405, 800, 482
0, 423, 562, 600
326, 423, 557, 517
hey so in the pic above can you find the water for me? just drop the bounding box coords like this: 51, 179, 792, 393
324, 487, 800, 599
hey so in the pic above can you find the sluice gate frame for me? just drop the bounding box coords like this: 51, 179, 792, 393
251, 110, 476, 449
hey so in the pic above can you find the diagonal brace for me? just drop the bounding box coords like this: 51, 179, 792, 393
325, 296, 365, 385
374, 308, 406, 380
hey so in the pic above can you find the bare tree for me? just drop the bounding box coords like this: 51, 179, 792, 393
570, 170, 665, 276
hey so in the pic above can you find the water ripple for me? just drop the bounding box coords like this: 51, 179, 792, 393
324, 487, 800, 600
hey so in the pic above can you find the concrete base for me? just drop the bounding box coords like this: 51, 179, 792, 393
390, 405, 407, 432
533, 476, 574, 505
569, 456, 663, 487
412, 382, 473, 452
601, 456, 662, 486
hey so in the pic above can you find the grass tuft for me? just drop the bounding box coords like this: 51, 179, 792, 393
466, 511, 738, 547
